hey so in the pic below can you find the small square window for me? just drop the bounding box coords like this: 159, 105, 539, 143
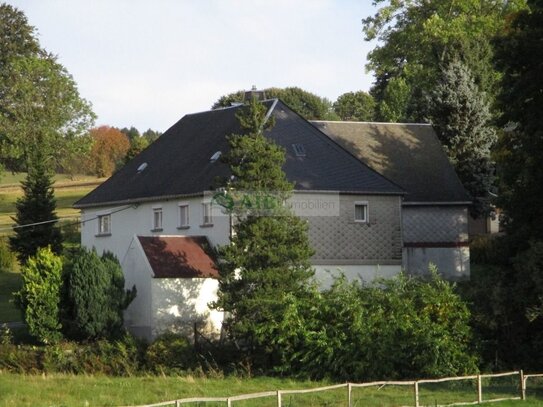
202, 202, 212, 226
153, 207, 163, 231
292, 143, 306, 157
98, 214, 111, 235
178, 204, 189, 228
354, 202, 368, 223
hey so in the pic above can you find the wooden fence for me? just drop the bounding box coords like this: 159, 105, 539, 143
125, 370, 542, 407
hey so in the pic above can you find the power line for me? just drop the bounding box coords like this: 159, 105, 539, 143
0, 204, 135, 232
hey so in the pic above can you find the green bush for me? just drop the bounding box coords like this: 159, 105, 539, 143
470, 235, 512, 265
15, 247, 63, 344
0, 237, 16, 272
61, 248, 136, 340
278, 267, 478, 381
145, 333, 197, 373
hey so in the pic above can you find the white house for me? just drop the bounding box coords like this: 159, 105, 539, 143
75, 97, 470, 340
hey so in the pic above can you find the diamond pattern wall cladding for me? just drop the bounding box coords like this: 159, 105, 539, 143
303, 195, 402, 262
402, 206, 469, 243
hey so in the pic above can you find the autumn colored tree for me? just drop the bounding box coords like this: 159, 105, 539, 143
87, 126, 130, 177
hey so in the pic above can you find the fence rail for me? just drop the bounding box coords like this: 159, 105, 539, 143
125, 369, 542, 407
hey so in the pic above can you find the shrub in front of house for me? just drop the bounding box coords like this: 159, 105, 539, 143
60, 247, 136, 341
277, 267, 478, 381
15, 247, 63, 344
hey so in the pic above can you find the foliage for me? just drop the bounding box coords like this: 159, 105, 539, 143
0, 334, 143, 375
124, 136, 149, 163
15, 247, 63, 344
427, 59, 497, 216
494, 0, 543, 243
0, 4, 95, 173
281, 268, 478, 381
333, 91, 375, 121
212, 97, 315, 367
9, 153, 62, 264
362, 0, 526, 122
61, 248, 136, 340
142, 128, 162, 144
119, 126, 140, 142
0, 236, 16, 272
144, 333, 197, 373
87, 126, 130, 177
213, 86, 338, 120
376, 76, 411, 122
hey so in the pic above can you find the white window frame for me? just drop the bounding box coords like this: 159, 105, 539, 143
178, 202, 190, 229
97, 213, 111, 236
152, 206, 163, 231
202, 202, 213, 226
354, 201, 369, 223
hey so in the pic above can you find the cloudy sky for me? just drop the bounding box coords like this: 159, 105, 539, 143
9, 0, 378, 132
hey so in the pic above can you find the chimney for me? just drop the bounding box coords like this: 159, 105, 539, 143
243, 85, 267, 101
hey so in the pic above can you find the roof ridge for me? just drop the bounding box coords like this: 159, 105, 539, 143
310, 120, 432, 126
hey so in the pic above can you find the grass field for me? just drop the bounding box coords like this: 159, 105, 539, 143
0, 373, 542, 407
0, 172, 103, 234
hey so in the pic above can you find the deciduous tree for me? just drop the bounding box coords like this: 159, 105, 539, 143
363, 0, 526, 122
0, 4, 95, 172
87, 126, 130, 177
333, 91, 376, 121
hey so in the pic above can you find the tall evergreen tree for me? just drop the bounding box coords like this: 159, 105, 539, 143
212, 97, 314, 366
10, 151, 62, 264
427, 59, 497, 217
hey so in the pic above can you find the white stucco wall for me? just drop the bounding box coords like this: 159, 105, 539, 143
80, 195, 231, 261
121, 237, 153, 340
402, 247, 470, 280
151, 278, 223, 339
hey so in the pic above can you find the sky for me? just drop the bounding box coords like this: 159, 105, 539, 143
9, 0, 379, 133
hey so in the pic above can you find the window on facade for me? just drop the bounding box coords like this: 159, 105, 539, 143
153, 207, 163, 230
292, 143, 306, 157
98, 214, 111, 235
178, 204, 189, 228
354, 202, 368, 223
202, 202, 212, 225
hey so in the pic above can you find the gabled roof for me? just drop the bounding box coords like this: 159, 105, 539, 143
310, 121, 471, 204
75, 100, 403, 208
138, 235, 217, 278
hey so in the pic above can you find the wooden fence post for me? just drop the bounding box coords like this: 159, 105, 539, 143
477, 374, 482, 403
226, 397, 232, 407
520, 370, 526, 401
414, 382, 419, 407
277, 390, 282, 407
175, 400, 180, 407
348, 383, 352, 407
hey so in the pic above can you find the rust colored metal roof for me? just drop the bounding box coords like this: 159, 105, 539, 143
138, 236, 218, 279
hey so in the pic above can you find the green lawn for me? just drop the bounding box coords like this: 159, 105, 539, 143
0, 271, 22, 322
0, 374, 541, 407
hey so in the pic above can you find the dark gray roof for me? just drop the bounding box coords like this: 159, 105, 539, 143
310, 121, 471, 203
75, 100, 403, 208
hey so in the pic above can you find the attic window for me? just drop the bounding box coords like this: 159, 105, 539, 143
210, 151, 222, 163
292, 144, 306, 157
